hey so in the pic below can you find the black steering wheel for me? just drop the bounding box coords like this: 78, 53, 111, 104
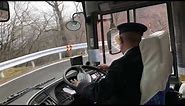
63, 65, 105, 89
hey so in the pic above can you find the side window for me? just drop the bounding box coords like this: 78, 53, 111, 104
135, 3, 169, 38
113, 11, 127, 26
97, 11, 127, 65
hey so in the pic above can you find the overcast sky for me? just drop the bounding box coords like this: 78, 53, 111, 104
9, 1, 82, 21
31, 1, 78, 18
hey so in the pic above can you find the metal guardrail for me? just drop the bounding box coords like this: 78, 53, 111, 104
0, 41, 107, 72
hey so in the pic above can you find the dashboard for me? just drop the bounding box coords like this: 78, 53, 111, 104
32, 92, 57, 105
28, 71, 102, 105
29, 83, 75, 105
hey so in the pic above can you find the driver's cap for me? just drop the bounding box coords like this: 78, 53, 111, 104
117, 22, 147, 35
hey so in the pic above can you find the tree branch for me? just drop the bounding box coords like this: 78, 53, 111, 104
46, 1, 55, 8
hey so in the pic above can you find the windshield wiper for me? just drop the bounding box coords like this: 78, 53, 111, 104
0, 77, 55, 105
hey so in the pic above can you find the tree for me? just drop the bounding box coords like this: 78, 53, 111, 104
46, 1, 67, 46
0, 1, 54, 62
0, 1, 33, 62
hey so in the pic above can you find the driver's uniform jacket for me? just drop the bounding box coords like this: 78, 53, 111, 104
76, 46, 143, 104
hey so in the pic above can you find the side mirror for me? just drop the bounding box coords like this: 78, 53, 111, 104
65, 20, 81, 31
0, 1, 10, 22
107, 28, 121, 55
65, 12, 84, 31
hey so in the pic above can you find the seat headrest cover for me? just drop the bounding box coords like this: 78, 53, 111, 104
139, 31, 173, 104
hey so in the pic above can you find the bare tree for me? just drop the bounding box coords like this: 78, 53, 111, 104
46, 1, 67, 46
25, 13, 54, 54
73, 2, 81, 13
0, 1, 31, 61
0, 1, 54, 62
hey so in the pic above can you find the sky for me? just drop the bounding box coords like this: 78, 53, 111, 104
8, 1, 82, 21
31, 1, 77, 18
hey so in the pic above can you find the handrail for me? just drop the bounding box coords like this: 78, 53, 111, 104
0, 41, 107, 72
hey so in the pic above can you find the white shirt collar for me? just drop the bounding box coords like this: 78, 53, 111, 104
123, 47, 133, 56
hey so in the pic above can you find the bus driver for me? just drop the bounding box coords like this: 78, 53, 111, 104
71, 22, 147, 104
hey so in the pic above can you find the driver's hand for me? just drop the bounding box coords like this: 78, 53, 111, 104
70, 79, 80, 87
97, 64, 109, 73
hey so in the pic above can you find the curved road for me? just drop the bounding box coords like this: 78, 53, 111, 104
0, 53, 122, 103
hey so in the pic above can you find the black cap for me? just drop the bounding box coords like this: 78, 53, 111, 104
117, 22, 147, 35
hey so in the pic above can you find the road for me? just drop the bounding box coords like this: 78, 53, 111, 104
0, 53, 122, 102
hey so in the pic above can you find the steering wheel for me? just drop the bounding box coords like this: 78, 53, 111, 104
63, 65, 105, 89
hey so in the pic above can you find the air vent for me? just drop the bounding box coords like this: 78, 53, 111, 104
41, 97, 56, 105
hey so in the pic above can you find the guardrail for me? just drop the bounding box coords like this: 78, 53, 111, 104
0, 41, 107, 73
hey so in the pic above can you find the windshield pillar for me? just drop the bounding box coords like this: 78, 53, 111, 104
84, 2, 100, 66
171, 1, 185, 82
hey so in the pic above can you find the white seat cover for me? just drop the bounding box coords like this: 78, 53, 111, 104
179, 83, 185, 98
139, 31, 173, 105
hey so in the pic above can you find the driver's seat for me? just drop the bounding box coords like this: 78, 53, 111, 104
139, 31, 173, 105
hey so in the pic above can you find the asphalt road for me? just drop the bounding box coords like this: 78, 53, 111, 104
0, 53, 122, 102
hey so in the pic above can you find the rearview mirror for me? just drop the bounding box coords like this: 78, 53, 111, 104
107, 28, 121, 55
0, 1, 10, 22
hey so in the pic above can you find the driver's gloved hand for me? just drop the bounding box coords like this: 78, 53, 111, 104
70, 79, 80, 87
97, 64, 109, 74
72, 79, 92, 95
